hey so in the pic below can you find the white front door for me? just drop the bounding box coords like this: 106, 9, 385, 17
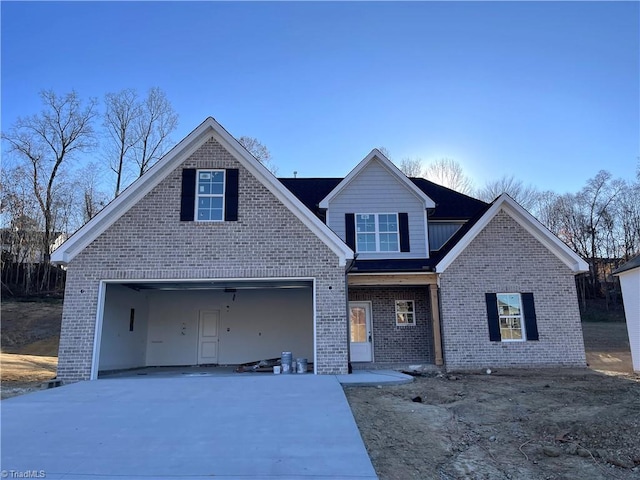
198, 310, 219, 365
349, 302, 372, 362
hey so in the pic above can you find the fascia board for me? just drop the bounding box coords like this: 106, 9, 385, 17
52, 117, 353, 267
51, 120, 214, 265
319, 149, 435, 209
436, 194, 589, 274
210, 123, 354, 266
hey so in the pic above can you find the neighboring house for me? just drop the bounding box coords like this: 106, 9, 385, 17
1, 229, 68, 264
613, 256, 640, 372
51, 117, 589, 382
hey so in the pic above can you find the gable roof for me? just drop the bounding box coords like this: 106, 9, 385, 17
435, 193, 589, 274
50, 117, 354, 266
613, 255, 640, 276
279, 177, 487, 222
409, 178, 488, 220
318, 149, 436, 210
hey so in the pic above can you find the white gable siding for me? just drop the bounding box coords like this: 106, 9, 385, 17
327, 159, 428, 259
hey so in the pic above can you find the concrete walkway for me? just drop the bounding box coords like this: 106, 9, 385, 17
1, 374, 382, 479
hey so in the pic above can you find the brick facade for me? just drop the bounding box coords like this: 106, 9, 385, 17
57, 137, 348, 382
439, 210, 586, 370
349, 286, 434, 364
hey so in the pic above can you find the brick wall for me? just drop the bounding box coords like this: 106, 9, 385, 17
439, 210, 586, 370
57, 137, 348, 382
349, 286, 434, 363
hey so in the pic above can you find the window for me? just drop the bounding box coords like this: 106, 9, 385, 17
496, 293, 525, 341
196, 170, 225, 221
356, 213, 399, 252
395, 300, 415, 326
486, 292, 539, 342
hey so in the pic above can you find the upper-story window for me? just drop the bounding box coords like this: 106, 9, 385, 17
356, 213, 399, 252
196, 170, 225, 221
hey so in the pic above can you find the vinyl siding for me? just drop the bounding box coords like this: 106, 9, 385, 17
327, 159, 428, 259
429, 222, 464, 251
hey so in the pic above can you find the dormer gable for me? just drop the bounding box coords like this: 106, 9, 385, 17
319, 149, 435, 210
320, 149, 435, 260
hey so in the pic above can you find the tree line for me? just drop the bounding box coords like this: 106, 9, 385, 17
392, 154, 640, 303
0, 89, 271, 295
1, 89, 637, 299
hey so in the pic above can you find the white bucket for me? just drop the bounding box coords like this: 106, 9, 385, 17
296, 358, 308, 374
273, 365, 281, 375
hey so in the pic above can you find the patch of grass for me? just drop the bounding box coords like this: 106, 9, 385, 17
580, 298, 626, 323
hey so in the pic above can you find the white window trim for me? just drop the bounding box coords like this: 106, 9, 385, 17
395, 299, 416, 326
497, 293, 527, 342
355, 213, 400, 253
195, 169, 226, 222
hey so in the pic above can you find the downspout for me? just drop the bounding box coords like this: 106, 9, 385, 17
345, 253, 358, 374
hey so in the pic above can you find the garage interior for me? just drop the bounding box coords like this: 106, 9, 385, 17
96, 280, 314, 377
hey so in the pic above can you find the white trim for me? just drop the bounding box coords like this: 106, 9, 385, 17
194, 168, 225, 222
496, 292, 526, 342
319, 149, 436, 210
355, 213, 400, 253
51, 117, 353, 267
395, 299, 416, 326
90, 281, 107, 380
423, 209, 431, 258
436, 194, 589, 274
312, 278, 317, 375
348, 300, 374, 362
90, 276, 318, 379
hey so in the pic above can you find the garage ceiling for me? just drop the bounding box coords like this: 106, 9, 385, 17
120, 280, 313, 291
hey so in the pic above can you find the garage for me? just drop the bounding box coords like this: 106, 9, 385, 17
93, 278, 315, 378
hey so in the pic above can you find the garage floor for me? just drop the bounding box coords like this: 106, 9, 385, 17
1, 375, 378, 479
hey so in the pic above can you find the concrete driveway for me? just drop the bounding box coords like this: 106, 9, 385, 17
1, 375, 378, 479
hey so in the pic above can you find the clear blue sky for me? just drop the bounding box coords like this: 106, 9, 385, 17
2, 1, 638, 194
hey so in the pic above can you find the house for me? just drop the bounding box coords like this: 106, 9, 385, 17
1, 228, 68, 264
613, 255, 640, 372
51, 117, 589, 382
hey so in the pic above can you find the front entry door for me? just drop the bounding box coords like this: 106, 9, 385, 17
198, 310, 219, 365
349, 302, 372, 362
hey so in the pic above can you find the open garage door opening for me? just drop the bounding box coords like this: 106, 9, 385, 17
93, 279, 315, 379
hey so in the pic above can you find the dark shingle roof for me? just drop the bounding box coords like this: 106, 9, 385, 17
278, 177, 487, 220
613, 255, 640, 275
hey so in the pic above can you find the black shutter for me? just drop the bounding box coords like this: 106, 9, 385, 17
399, 212, 410, 252
522, 293, 539, 341
224, 169, 239, 221
180, 169, 196, 221
485, 293, 501, 341
345, 213, 355, 250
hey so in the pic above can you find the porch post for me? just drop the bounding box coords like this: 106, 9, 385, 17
429, 283, 444, 366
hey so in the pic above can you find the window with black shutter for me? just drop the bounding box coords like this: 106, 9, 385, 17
180, 168, 239, 222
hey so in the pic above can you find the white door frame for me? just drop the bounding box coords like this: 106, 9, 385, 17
349, 301, 373, 362
91, 277, 317, 379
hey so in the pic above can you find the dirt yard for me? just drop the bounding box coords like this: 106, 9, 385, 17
2, 300, 639, 479
345, 323, 639, 479
1, 300, 61, 399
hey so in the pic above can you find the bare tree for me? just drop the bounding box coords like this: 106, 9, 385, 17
612, 179, 640, 260
74, 162, 109, 222
399, 157, 424, 177
133, 87, 178, 178
377, 146, 391, 159
238, 136, 278, 174
476, 175, 540, 210
2, 90, 97, 264
104, 89, 140, 197
424, 158, 473, 195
